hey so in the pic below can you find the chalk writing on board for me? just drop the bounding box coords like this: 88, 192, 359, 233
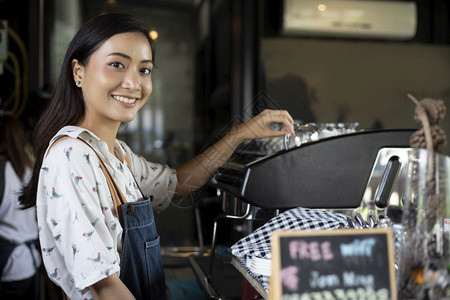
340, 238, 376, 256
270, 229, 396, 300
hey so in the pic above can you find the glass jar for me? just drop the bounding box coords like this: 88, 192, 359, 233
397, 149, 450, 299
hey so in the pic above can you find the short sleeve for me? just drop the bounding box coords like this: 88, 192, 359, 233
118, 141, 177, 212
37, 139, 121, 291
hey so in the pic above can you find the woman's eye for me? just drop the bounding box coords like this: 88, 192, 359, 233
141, 68, 152, 75
110, 62, 125, 69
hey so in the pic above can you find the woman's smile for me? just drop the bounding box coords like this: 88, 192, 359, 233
112, 94, 139, 105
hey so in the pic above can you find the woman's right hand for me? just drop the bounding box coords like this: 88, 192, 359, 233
233, 109, 294, 143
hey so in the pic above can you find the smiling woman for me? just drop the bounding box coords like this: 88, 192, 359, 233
18, 13, 294, 300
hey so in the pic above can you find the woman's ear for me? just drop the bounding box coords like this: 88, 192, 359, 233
72, 59, 84, 87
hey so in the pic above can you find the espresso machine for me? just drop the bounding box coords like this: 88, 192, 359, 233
190, 128, 415, 299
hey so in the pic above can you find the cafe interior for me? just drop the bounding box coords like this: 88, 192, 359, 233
1, 0, 449, 299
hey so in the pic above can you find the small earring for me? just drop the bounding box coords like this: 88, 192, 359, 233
76, 81, 81, 86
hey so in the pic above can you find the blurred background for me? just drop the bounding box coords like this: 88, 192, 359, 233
1, 0, 449, 249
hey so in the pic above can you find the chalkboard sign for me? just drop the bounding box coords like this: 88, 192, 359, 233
269, 228, 397, 300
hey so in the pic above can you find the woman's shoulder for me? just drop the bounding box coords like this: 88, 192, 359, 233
44, 137, 101, 172
40, 136, 105, 186
46, 126, 101, 157
47, 136, 93, 156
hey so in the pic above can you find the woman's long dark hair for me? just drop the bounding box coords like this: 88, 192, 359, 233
19, 13, 155, 209
0, 116, 33, 180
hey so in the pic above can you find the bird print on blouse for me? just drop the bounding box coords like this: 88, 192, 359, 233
72, 244, 79, 260
83, 153, 90, 164
101, 205, 109, 213
42, 246, 56, 256
72, 174, 83, 188
42, 143, 108, 291
117, 162, 124, 173
87, 252, 101, 263
51, 187, 62, 199
110, 221, 117, 231
82, 230, 94, 240
64, 147, 73, 161
50, 218, 59, 227
93, 181, 100, 197
91, 218, 100, 227
54, 233, 62, 244
73, 212, 79, 223
48, 268, 60, 280
103, 266, 114, 276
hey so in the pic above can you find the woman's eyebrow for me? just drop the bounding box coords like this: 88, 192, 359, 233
108, 52, 153, 64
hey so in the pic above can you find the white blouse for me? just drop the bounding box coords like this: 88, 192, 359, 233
0, 163, 41, 282
36, 126, 177, 299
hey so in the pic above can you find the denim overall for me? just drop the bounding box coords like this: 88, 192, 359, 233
118, 200, 166, 299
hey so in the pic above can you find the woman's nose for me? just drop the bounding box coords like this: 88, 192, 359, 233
122, 70, 140, 90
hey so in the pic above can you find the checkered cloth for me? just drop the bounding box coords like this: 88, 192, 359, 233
231, 207, 348, 292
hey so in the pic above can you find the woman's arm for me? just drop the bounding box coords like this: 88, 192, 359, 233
89, 273, 135, 300
174, 109, 294, 198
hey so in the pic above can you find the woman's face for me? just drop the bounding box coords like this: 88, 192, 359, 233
74, 32, 153, 127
